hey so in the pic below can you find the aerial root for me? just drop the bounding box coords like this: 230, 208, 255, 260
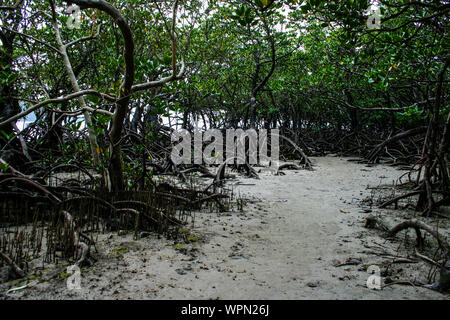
62, 210, 91, 266
379, 191, 422, 209
388, 218, 450, 258
0, 250, 26, 278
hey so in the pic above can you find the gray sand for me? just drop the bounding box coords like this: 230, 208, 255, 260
2, 156, 448, 300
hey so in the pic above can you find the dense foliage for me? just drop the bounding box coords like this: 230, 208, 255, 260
0, 0, 448, 210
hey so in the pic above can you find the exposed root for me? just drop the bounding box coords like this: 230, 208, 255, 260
388, 218, 450, 258
62, 210, 91, 266
0, 250, 26, 278
368, 127, 427, 163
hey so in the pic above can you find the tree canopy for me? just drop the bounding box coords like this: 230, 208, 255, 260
0, 0, 448, 209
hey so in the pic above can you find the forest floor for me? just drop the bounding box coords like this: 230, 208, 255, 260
1, 156, 449, 300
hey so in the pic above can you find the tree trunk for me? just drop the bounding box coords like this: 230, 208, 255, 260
0, 29, 20, 149
50, 4, 100, 167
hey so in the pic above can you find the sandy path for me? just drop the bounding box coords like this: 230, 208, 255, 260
149, 156, 442, 300
4, 156, 447, 300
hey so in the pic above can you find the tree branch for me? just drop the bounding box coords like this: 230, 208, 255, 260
0, 90, 116, 129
